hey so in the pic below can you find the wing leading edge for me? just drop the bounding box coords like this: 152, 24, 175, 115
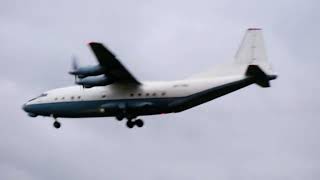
88, 42, 141, 85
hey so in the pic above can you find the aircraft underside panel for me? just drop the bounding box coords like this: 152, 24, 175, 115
26, 98, 176, 118
169, 77, 255, 112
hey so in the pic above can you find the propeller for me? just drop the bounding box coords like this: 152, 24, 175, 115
70, 55, 86, 89
70, 55, 80, 83
71, 55, 79, 72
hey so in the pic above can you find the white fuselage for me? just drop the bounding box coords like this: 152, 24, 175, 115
23, 75, 249, 119
27, 75, 244, 106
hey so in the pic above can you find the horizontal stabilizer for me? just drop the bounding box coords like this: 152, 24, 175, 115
245, 65, 277, 87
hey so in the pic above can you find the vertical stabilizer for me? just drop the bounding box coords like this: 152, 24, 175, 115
188, 29, 277, 81
234, 28, 274, 75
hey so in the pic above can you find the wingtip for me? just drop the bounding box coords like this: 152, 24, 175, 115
87, 42, 101, 46
248, 28, 262, 31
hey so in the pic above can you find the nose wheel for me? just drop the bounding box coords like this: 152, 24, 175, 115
126, 118, 144, 128
53, 121, 61, 129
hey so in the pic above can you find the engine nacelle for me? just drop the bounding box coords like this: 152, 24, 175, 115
76, 76, 114, 88
69, 65, 105, 78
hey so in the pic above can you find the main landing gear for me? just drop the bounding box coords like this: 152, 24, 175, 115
126, 118, 144, 129
116, 114, 145, 129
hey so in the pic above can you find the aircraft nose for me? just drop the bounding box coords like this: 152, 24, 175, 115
22, 103, 33, 113
22, 103, 30, 112
22, 103, 38, 117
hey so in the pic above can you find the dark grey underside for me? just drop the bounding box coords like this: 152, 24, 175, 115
26, 77, 256, 118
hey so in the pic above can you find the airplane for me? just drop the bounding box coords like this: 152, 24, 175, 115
22, 28, 277, 129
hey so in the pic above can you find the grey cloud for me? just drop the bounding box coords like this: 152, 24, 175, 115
1, 0, 320, 179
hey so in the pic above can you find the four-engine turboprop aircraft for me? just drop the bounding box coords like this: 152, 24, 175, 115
23, 29, 277, 129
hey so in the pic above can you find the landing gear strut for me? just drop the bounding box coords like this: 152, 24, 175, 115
51, 115, 61, 129
126, 118, 144, 128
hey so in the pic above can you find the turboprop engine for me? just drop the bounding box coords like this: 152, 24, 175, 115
76, 76, 114, 88
68, 56, 106, 78
69, 65, 105, 78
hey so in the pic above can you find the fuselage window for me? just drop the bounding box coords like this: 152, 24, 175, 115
152, 93, 157, 96
61, 97, 65, 100
130, 93, 134, 97
146, 93, 150, 97
71, 96, 75, 100
173, 84, 189, 88
78, 96, 81, 99
138, 93, 142, 96
54, 97, 58, 101
161, 92, 166, 96
102, 95, 106, 98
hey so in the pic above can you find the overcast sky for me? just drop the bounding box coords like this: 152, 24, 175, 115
1, 0, 319, 179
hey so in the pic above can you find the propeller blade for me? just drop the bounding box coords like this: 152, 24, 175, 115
70, 55, 80, 84
71, 55, 79, 71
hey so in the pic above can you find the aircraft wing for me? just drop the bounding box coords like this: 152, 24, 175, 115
88, 42, 141, 85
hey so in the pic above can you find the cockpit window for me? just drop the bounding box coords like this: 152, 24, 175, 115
28, 98, 37, 102
36, 93, 48, 99
28, 93, 48, 102
40, 93, 48, 97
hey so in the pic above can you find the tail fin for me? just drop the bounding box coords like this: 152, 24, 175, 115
188, 29, 277, 84
236, 28, 277, 87
235, 28, 274, 75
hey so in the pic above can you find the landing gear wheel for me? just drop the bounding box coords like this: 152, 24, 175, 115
126, 120, 134, 129
135, 119, 144, 128
53, 121, 61, 129
116, 115, 124, 121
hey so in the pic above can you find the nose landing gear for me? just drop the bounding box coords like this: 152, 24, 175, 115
51, 115, 61, 129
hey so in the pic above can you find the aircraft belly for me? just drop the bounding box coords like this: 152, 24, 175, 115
31, 98, 175, 118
